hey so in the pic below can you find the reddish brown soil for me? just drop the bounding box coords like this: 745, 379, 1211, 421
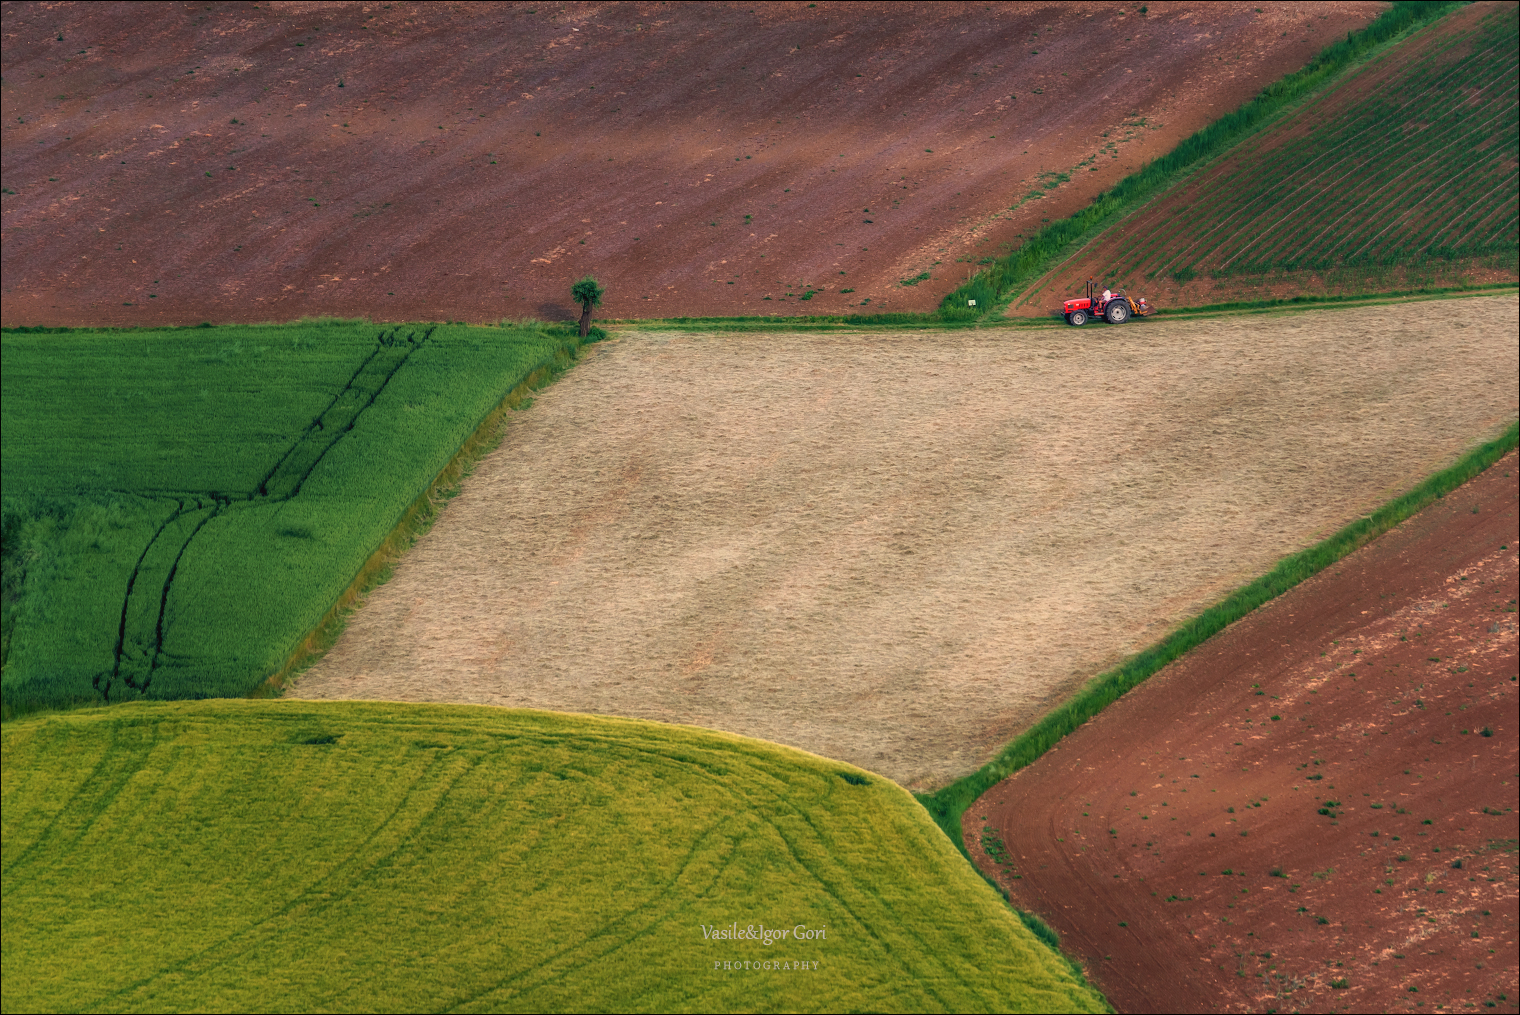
967, 452, 1520, 1014
1009, 1, 1520, 318
0, 1, 1382, 328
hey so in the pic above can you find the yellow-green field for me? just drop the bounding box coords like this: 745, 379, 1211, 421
0, 701, 1103, 1013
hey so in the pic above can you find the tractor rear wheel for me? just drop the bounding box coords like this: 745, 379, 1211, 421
1069, 309, 1088, 326
1106, 300, 1129, 324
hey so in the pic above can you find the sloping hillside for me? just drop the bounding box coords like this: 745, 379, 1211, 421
0, 0, 1381, 326
0, 700, 1104, 1013
1008, 0, 1519, 315
0, 320, 583, 715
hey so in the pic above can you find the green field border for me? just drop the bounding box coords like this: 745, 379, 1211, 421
600, 315, 967, 332
255, 328, 601, 698
915, 418, 1520, 860
1151, 283, 1519, 317
996, 283, 1520, 327
604, 285, 1518, 335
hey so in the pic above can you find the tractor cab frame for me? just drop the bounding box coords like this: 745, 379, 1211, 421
1062, 278, 1154, 326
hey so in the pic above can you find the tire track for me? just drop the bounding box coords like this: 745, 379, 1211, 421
101, 327, 434, 702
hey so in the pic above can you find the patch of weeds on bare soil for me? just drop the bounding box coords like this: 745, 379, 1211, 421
981, 824, 1013, 868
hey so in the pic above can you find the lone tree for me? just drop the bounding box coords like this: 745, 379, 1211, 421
571, 275, 605, 338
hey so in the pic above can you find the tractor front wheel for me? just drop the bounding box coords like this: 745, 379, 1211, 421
1069, 309, 1088, 326
1106, 300, 1130, 324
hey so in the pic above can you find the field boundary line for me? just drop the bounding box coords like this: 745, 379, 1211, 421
627, 287, 1518, 336
1149, 284, 1519, 318
916, 418, 1520, 860
984, 286, 1517, 327
256, 331, 597, 697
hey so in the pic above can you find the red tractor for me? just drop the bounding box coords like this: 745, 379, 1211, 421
1062, 278, 1154, 326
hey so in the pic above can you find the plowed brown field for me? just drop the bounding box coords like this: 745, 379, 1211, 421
0, 1, 1382, 327
293, 296, 1519, 790
1006, 1, 1520, 318
968, 452, 1519, 1014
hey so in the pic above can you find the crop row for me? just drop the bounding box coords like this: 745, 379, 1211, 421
1150, 16, 1518, 279
1209, 87, 1516, 271
1018, 3, 1518, 306
1096, 18, 1484, 282
1209, 34, 1507, 251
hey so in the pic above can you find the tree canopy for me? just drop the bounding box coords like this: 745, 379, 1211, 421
571, 276, 604, 308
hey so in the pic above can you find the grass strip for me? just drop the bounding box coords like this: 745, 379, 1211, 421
258, 330, 599, 696
1151, 282, 1518, 315
938, 0, 1462, 321
604, 312, 953, 331
628, 287, 1518, 336
917, 418, 1520, 859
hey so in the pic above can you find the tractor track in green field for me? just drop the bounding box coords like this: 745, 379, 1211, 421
101, 327, 434, 702
256, 326, 434, 500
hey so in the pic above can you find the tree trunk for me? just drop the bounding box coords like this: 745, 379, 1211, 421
579, 302, 592, 338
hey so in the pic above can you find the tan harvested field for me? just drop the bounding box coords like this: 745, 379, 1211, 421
295, 296, 1520, 789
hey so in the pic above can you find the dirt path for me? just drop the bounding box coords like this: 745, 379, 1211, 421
0, 1, 1382, 326
293, 297, 1519, 789
968, 451, 1519, 1014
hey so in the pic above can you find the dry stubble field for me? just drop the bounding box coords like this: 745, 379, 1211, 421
295, 297, 1520, 789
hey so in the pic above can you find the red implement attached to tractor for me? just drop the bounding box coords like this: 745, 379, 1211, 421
1062, 278, 1155, 326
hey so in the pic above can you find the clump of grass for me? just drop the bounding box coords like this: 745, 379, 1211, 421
981, 825, 1012, 866
1017, 910, 1062, 950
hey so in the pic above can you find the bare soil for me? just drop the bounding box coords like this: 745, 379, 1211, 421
0, 1, 1382, 327
967, 449, 1519, 1014
294, 296, 1520, 790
